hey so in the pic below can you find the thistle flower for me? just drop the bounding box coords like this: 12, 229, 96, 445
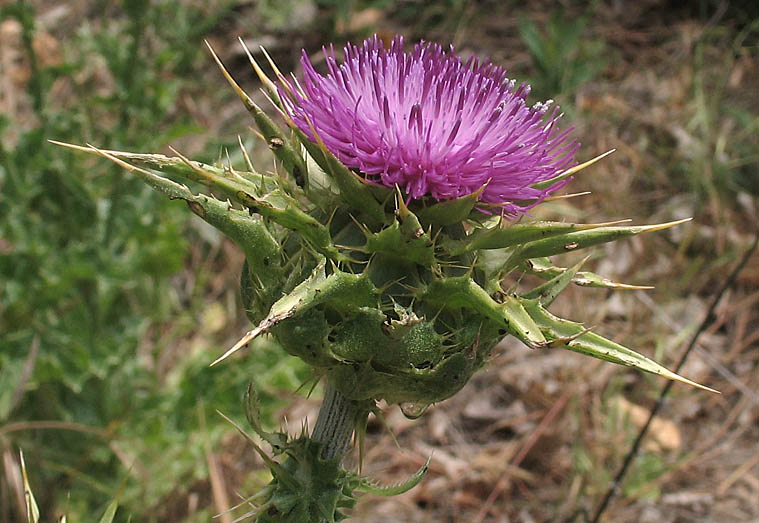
282, 35, 578, 214
55, 34, 714, 521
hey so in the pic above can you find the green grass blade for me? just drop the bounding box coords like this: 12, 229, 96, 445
98, 500, 118, 523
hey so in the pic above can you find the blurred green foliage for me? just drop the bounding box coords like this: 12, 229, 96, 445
517, 12, 607, 103
0, 1, 306, 520
675, 21, 759, 206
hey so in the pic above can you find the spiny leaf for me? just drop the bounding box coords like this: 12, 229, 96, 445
213, 262, 379, 365
525, 257, 654, 290
50, 141, 198, 201
52, 143, 288, 314
572, 272, 653, 290
521, 255, 590, 306
246, 381, 288, 450
521, 299, 718, 392
259, 45, 289, 102
500, 294, 549, 348
363, 194, 435, 266
422, 277, 547, 348
500, 219, 692, 273
300, 142, 340, 204
444, 219, 630, 255
238, 37, 280, 104
356, 456, 431, 497
216, 410, 297, 490
363, 220, 435, 266
169, 145, 266, 196
50, 140, 279, 195
64, 141, 333, 262
164, 146, 339, 261
206, 41, 308, 189
232, 188, 340, 261
532, 149, 615, 190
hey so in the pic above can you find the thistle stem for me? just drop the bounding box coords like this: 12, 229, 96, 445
311, 381, 358, 460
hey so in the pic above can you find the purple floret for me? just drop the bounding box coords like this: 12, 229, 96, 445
281, 35, 579, 215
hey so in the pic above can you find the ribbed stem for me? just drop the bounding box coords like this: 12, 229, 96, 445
311, 381, 358, 460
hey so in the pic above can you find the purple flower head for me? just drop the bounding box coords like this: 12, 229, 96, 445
281, 35, 579, 215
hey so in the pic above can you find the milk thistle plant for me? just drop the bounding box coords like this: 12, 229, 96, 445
55, 35, 713, 521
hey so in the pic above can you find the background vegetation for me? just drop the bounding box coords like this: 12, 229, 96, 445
0, 0, 756, 521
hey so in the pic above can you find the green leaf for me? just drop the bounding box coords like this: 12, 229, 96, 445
521, 299, 717, 392
232, 188, 340, 260
244, 39, 391, 222
50, 141, 277, 198
50, 141, 199, 201
500, 294, 549, 348
300, 143, 341, 209
54, 142, 344, 262
363, 197, 435, 266
216, 411, 295, 489
245, 381, 288, 450
571, 272, 654, 290
363, 220, 435, 266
